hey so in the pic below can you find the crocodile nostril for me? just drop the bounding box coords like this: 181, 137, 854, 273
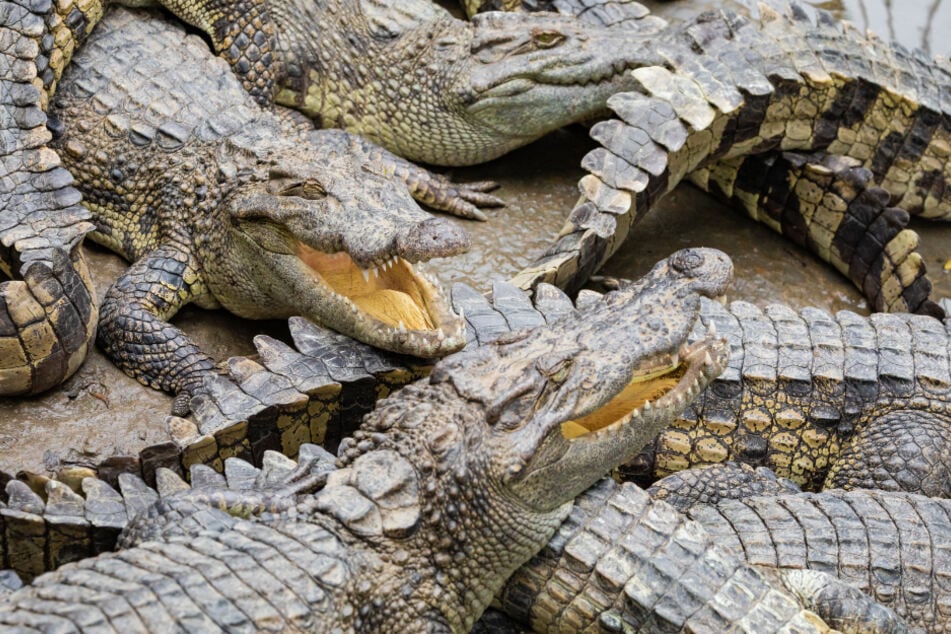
396, 218, 471, 261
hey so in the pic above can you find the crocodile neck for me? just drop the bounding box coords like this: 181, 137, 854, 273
316, 381, 570, 631
269, 1, 494, 164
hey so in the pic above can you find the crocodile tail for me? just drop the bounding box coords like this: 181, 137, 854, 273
0, 0, 105, 395
514, 1, 951, 310
693, 151, 940, 316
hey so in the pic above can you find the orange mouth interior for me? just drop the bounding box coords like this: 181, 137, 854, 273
297, 246, 436, 330
560, 364, 686, 439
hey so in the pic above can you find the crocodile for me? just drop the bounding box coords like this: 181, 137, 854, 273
0, 271, 947, 631
463, 0, 938, 317
1, 454, 912, 632
174, 0, 949, 317
642, 461, 951, 632
492, 471, 945, 633
0, 246, 752, 632
3, 5, 522, 407
612, 294, 951, 497
0, 0, 305, 397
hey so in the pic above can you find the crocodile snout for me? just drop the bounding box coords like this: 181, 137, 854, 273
396, 217, 471, 262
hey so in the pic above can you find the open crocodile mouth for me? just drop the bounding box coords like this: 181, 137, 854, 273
560, 337, 725, 439
295, 244, 465, 354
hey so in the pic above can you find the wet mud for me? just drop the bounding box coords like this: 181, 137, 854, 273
2, 0, 949, 476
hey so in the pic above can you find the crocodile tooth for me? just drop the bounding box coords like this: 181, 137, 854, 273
643, 400, 651, 411
704, 352, 713, 366
398, 320, 406, 332
707, 320, 717, 336
362, 269, 371, 283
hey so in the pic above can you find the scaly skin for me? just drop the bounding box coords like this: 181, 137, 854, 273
0, 454, 854, 633
6, 279, 951, 587
127, 0, 281, 105
648, 462, 951, 633
498, 478, 904, 634
621, 296, 951, 497
0, 0, 294, 397
1, 460, 917, 632
6, 0, 950, 397
45, 7, 510, 410
457, 0, 657, 24
690, 151, 935, 315
0, 0, 103, 396
0, 248, 737, 632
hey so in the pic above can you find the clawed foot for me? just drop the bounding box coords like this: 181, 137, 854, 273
414, 175, 505, 221
171, 390, 195, 417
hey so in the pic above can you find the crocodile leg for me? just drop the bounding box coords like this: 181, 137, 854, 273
96, 245, 217, 415
3, 280, 950, 629
821, 409, 951, 497
328, 130, 505, 221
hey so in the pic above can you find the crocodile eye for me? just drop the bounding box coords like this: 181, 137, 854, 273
532, 30, 564, 48
278, 180, 326, 200
537, 354, 571, 382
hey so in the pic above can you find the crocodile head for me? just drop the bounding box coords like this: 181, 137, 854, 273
332, 248, 731, 629
273, 0, 661, 165
452, 11, 660, 163
431, 247, 733, 509
204, 134, 470, 357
